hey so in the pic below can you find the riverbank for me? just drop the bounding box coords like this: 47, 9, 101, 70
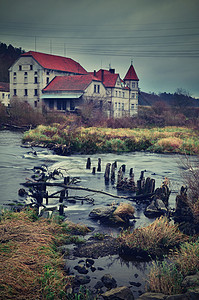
23, 125, 199, 155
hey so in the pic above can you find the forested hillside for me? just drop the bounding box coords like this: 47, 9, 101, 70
0, 42, 24, 82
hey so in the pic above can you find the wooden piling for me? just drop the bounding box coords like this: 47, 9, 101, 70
121, 164, 126, 173
59, 204, 64, 216
92, 167, 96, 175
97, 158, 101, 172
111, 163, 116, 183
104, 163, 111, 182
86, 158, 91, 169
59, 190, 65, 203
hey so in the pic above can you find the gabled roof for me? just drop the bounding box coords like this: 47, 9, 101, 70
0, 82, 9, 92
43, 74, 100, 92
124, 64, 139, 81
22, 51, 87, 74
93, 69, 119, 88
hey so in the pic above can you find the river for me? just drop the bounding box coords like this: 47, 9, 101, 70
0, 130, 196, 298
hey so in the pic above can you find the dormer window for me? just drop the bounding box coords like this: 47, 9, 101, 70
46, 71, 50, 75
30, 65, 33, 70
19, 65, 22, 71
46, 77, 49, 84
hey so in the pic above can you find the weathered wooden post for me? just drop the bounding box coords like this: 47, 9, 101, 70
86, 158, 91, 169
129, 168, 134, 178
117, 167, 123, 188
92, 167, 96, 175
64, 176, 70, 199
45, 191, 49, 205
59, 204, 64, 216
111, 163, 116, 183
59, 190, 65, 203
104, 163, 111, 182
113, 161, 117, 169
97, 158, 101, 172
121, 164, 126, 173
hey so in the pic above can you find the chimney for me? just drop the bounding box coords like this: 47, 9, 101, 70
109, 68, 115, 74
94, 70, 96, 76
101, 69, 104, 82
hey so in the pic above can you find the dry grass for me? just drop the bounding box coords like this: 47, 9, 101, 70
112, 203, 135, 224
0, 209, 71, 299
118, 216, 188, 256
147, 238, 199, 295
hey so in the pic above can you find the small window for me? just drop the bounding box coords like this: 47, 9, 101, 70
2, 93, 4, 99
14, 89, 17, 96
24, 72, 28, 76
46, 77, 49, 84
30, 65, 33, 70
97, 85, 100, 93
132, 93, 135, 99
119, 91, 121, 97
118, 102, 120, 110
34, 89, 38, 96
115, 91, 118, 97
24, 77, 28, 84
123, 92, 125, 98
19, 65, 22, 71
132, 82, 135, 88
34, 101, 37, 107
34, 71, 37, 75
34, 77, 38, 84
13, 72, 16, 76
131, 103, 134, 110
46, 71, 50, 75
115, 102, 117, 109
122, 103, 124, 110
94, 84, 97, 93
24, 89, 28, 96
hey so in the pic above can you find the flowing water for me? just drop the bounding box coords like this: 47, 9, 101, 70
0, 130, 196, 298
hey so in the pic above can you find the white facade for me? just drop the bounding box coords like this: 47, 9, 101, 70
9, 55, 71, 109
0, 91, 10, 106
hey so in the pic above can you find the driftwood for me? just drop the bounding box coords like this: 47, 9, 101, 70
21, 181, 154, 201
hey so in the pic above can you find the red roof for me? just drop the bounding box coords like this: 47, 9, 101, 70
22, 51, 87, 74
43, 74, 100, 92
93, 69, 119, 88
0, 82, 9, 92
124, 64, 139, 81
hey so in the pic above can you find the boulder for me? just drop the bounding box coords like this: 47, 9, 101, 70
101, 274, 117, 289
74, 264, 88, 274
73, 275, 91, 285
145, 199, 167, 218
89, 207, 116, 221
102, 286, 134, 300
182, 272, 199, 291
137, 292, 167, 299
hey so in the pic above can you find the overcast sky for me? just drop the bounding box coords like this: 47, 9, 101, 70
0, 0, 199, 97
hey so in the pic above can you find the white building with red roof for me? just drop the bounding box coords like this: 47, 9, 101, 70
9, 51, 139, 117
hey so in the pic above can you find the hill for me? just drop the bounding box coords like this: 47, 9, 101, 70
139, 91, 199, 107
0, 42, 25, 82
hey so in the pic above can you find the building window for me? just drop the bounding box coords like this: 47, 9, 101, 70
132, 82, 135, 88
115, 102, 117, 109
122, 103, 124, 111
131, 103, 134, 110
34, 71, 37, 75
34, 77, 38, 84
118, 102, 120, 110
115, 91, 118, 97
119, 91, 121, 97
123, 92, 125, 98
30, 65, 33, 70
94, 84, 100, 93
24, 77, 28, 84
132, 93, 135, 98
34, 89, 38, 96
24, 72, 28, 75
14, 89, 17, 96
46, 71, 50, 75
2, 93, 4, 99
49, 100, 54, 110
46, 77, 49, 84
34, 101, 37, 107
24, 89, 28, 96
97, 85, 100, 93
19, 65, 22, 71
13, 72, 16, 76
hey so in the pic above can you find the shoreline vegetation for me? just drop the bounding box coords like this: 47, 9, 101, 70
23, 124, 199, 155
